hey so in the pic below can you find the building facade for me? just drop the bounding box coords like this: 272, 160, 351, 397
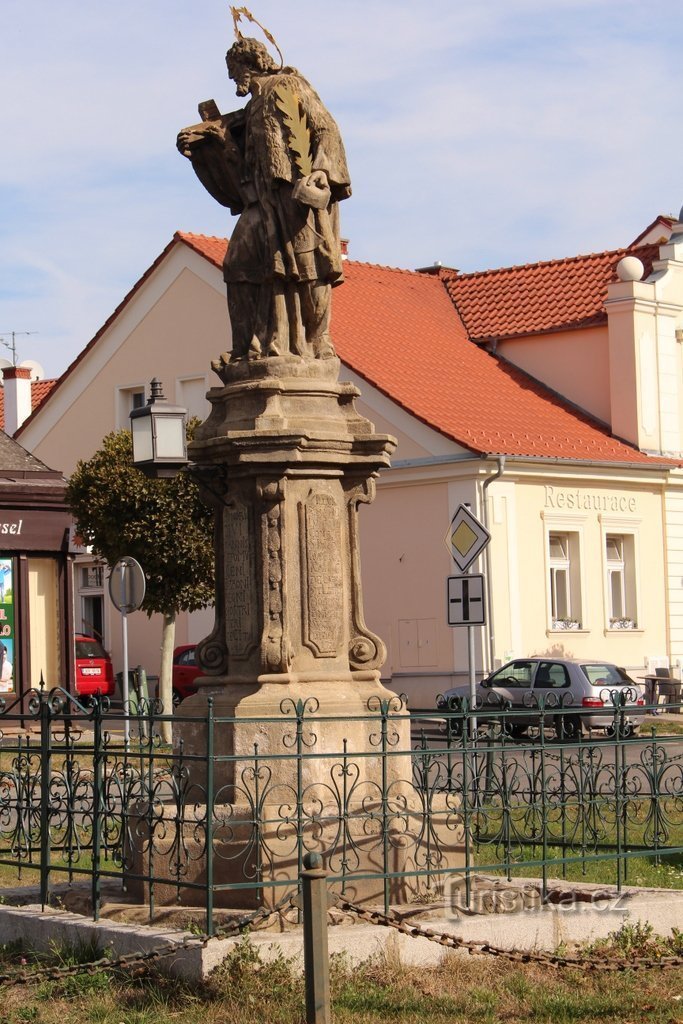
15, 217, 683, 705
0, 433, 75, 702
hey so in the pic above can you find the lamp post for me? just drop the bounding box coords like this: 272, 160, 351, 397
129, 379, 188, 740
130, 378, 188, 478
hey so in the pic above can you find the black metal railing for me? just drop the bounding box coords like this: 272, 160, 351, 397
0, 686, 679, 933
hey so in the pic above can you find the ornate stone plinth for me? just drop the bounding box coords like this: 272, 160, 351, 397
187, 355, 394, 689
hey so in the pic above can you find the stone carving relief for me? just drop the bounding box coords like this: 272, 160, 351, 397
258, 479, 291, 673
345, 479, 386, 671
299, 492, 344, 657
223, 499, 259, 659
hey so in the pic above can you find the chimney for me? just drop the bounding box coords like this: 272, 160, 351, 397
2, 366, 32, 435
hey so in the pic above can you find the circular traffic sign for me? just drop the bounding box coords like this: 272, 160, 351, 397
109, 556, 146, 614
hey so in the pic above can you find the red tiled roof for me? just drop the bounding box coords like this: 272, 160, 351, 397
17, 230, 677, 468
175, 233, 674, 465
440, 244, 660, 343
0, 379, 57, 431
177, 231, 228, 266
334, 261, 675, 464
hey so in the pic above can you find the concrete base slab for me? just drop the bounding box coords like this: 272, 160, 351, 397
0, 880, 681, 982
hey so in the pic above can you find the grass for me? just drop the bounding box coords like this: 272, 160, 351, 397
472, 795, 683, 890
0, 930, 680, 1024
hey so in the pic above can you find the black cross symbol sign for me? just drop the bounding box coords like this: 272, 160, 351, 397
449, 576, 484, 624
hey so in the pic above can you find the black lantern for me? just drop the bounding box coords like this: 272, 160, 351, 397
130, 378, 188, 478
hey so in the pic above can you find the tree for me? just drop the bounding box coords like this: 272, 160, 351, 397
67, 425, 214, 734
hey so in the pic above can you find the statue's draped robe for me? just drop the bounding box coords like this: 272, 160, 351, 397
226, 70, 351, 295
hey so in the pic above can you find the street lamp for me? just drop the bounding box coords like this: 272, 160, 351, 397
130, 378, 188, 478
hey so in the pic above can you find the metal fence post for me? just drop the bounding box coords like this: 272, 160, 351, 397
301, 852, 331, 1024
39, 689, 52, 909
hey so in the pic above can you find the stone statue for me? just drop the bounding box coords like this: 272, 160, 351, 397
177, 36, 351, 363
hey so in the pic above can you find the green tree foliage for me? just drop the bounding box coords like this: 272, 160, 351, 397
66, 425, 214, 616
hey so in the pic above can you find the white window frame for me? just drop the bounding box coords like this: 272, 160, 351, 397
115, 384, 146, 429
600, 517, 641, 631
549, 533, 571, 621
542, 514, 586, 632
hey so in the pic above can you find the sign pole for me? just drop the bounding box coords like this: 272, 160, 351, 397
109, 556, 146, 749
120, 561, 130, 748
468, 618, 477, 734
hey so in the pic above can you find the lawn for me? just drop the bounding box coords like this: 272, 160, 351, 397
0, 928, 680, 1024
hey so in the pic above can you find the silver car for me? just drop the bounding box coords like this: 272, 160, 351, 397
442, 657, 645, 739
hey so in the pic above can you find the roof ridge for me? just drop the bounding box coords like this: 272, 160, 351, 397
176, 230, 227, 243
442, 242, 658, 282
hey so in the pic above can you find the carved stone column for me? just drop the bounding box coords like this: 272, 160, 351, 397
175, 355, 406, 790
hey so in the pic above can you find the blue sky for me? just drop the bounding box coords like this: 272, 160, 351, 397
2, 0, 683, 378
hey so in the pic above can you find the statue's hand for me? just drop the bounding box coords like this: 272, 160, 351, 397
308, 170, 329, 190
177, 128, 200, 157
177, 122, 224, 157
291, 170, 331, 210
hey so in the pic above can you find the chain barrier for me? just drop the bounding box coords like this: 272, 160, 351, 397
1, 890, 682, 986
335, 897, 683, 973
0, 890, 295, 987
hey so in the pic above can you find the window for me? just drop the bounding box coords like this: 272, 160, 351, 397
534, 662, 570, 689
116, 385, 146, 428
80, 566, 103, 589
548, 532, 582, 627
176, 648, 197, 667
77, 560, 105, 644
490, 660, 534, 688
605, 534, 637, 628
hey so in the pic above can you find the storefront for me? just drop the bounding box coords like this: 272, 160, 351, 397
0, 434, 75, 702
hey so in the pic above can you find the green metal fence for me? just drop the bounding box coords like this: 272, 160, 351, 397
0, 687, 679, 933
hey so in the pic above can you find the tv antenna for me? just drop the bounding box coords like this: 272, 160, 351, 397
0, 331, 38, 366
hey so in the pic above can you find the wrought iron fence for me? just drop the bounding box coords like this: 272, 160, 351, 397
0, 686, 679, 934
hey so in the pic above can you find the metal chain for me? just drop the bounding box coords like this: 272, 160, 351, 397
335, 897, 683, 972
0, 889, 295, 987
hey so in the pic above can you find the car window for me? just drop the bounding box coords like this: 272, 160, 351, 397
178, 648, 196, 667
490, 661, 535, 688
581, 663, 632, 686
76, 638, 107, 659
534, 661, 570, 689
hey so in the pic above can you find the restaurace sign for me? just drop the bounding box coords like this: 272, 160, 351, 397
544, 487, 637, 514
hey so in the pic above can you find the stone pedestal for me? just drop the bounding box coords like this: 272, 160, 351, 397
189, 356, 393, 691
127, 355, 465, 906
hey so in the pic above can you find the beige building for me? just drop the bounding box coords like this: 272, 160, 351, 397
16, 215, 683, 705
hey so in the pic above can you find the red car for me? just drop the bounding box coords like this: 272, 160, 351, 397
74, 633, 115, 697
172, 644, 201, 705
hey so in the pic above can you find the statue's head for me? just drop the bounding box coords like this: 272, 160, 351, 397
226, 37, 278, 95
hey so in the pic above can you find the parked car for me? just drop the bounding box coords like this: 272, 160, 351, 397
172, 644, 201, 705
74, 633, 115, 697
442, 657, 645, 738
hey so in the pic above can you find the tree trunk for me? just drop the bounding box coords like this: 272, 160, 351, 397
159, 612, 175, 744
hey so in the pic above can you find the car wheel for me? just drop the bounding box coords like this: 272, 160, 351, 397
507, 723, 529, 739
172, 689, 182, 710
